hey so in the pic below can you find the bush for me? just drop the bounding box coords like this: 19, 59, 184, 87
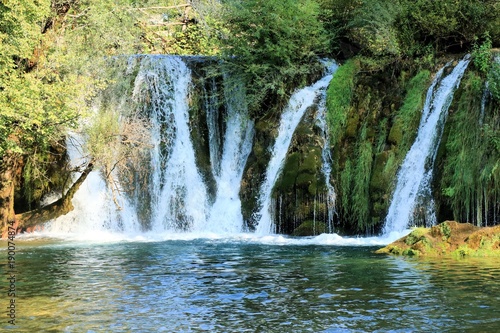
221, 0, 328, 115
471, 35, 493, 74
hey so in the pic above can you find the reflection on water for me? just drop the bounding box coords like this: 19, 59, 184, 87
1, 239, 500, 332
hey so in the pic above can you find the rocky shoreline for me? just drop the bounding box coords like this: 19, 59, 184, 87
376, 221, 500, 258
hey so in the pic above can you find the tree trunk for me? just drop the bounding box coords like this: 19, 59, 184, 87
12, 163, 94, 233
0, 158, 17, 232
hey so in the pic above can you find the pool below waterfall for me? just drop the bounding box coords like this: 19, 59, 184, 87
3, 235, 500, 332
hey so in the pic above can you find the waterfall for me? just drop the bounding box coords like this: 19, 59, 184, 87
44, 133, 142, 235
46, 55, 257, 235
383, 55, 470, 234
205, 77, 223, 177
479, 81, 489, 126
316, 63, 339, 232
255, 64, 338, 235
204, 76, 254, 233
133, 56, 210, 232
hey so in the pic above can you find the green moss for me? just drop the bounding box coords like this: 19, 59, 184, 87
351, 128, 373, 231
345, 112, 359, 138
402, 248, 421, 256
440, 222, 452, 240
292, 220, 327, 236
439, 69, 500, 226
405, 227, 430, 245
274, 153, 300, 192
370, 152, 390, 191
298, 149, 321, 174
388, 121, 403, 145
394, 70, 431, 149
326, 59, 358, 144
452, 246, 473, 258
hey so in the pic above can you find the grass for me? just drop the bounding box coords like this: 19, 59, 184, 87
441, 71, 500, 226
326, 59, 358, 145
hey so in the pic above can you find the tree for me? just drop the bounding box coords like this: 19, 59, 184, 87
0, 0, 144, 230
220, 0, 328, 115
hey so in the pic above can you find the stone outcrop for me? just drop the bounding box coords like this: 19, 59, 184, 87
376, 221, 500, 258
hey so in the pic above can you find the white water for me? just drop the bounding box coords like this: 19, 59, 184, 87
46, 56, 254, 236
479, 81, 489, 126
316, 63, 339, 232
203, 76, 254, 233
255, 65, 338, 235
134, 56, 210, 232
42, 56, 408, 246
383, 56, 470, 234
205, 77, 223, 177
45, 134, 142, 236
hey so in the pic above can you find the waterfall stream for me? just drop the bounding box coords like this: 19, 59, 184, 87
40, 56, 416, 244
383, 56, 470, 234
204, 76, 254, 233
134, 56, 210, 232
255, 64, 338, 235
47, 56, 256, 235
316, 64, 339, 233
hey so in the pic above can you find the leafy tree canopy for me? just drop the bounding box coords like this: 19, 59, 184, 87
220, 0, 328, 115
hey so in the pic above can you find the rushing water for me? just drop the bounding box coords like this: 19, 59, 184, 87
383, 56, 470, 234
2, 237, 500, 332
255, 65, 338, 235
316, 63, 339, 233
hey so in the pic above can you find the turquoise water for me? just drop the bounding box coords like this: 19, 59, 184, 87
2, 237, 500, 332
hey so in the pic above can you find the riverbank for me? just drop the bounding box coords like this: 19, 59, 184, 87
376, 221, 500, 258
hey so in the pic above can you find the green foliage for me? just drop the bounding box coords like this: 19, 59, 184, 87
0, 0, 149, 209
348, 0, 402, 56
351, 128, 373, 231
397, 0, 499, 55
21, 147, 68, 210
134, 0, 224, 55
471, 35, 493, 74
221, 0, 328, 114
338, 124, 373, 231
441, 71, 499, 226
316, 0, 361, 53
392, 70, 430, 150
84, 109, 121, 170
326, 59, 358, 143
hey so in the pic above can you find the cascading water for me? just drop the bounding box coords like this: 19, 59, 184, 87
133, 56, 210, 232
204, 76, 254, 233
479, 81, 489, 127
44, 133, 142, 235
316, 63, 339, 233
255, 64, 338, 235
46, 55, 255, 235
383, 55, 470, 234
205, 77, 223, 177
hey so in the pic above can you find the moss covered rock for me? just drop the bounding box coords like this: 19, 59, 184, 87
292, 220, 327, 236
376, 221, 500, 258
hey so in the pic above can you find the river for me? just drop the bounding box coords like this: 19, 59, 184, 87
2, 235, 499, 332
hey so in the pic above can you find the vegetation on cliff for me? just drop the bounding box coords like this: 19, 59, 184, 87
1, 0, 499, 234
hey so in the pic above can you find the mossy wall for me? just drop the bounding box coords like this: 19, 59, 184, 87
437, 67, 500, 226
326, 59, 430, 234
270, 105, 332, 235
325, 55, 499, 235
239, 115, 279, 230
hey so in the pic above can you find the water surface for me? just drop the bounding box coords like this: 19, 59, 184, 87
2, 237, 499, 332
